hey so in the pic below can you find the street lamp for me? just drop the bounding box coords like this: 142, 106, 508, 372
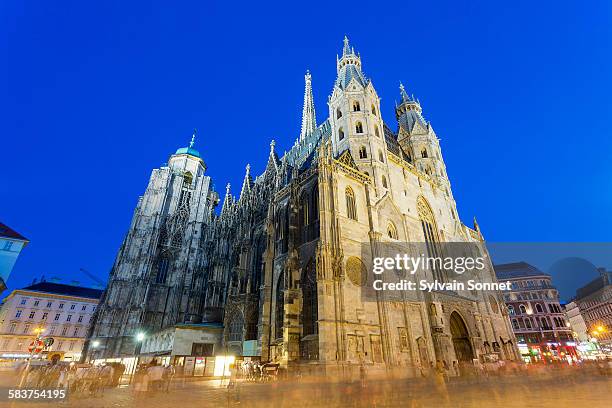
129, 331, 146, 384
90, 340, 100, 363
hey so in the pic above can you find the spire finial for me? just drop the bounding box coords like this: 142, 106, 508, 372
299, 70, 317, 141
270, 139, 276, 152
189, 129, 196, 148
399, 82, 410, 102
226, 183, 231, 194
343, 36, 351, 56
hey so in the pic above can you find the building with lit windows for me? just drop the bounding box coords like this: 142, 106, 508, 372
495, 262, 576, 362
573, 268, 612, 350
0, 222, 29, 294
0, 281, 102, 361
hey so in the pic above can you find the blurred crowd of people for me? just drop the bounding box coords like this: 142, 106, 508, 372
13, 360, 124, 397
132, 359, 175, 398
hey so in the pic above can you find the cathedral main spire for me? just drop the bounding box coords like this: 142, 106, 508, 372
300, 71, 317, 141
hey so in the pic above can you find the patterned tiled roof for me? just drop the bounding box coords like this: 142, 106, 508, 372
335, 64, 368, 90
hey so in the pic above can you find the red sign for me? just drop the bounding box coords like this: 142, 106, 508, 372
28, 339, 44, 354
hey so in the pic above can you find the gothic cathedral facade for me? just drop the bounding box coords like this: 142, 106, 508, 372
91, 37, 519, 372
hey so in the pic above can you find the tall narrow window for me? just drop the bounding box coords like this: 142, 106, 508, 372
338, 127, 345, 141
371, 105, 377, 116
355, 122, 363, 134
381, 175, 388, 188
353, 101, 361, 111
421, 148, 428, 158
301, 260, 318, 337
156, 257, 170, 284
336, 108, 342, 119
375, 126, 380, 138
275, 274, 285, 339
345, 187, 357, 220
417, 197, 444, 282
359, 146, 367, 159
378, 150, 384, 162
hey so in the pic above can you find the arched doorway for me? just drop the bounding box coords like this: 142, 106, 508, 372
449, 312, 474, 362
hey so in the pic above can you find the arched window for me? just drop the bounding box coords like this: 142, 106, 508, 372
358, 146, 367, 159
183, 171, 193, 186
355, 122, 363, 134
336, 108, 342, 119
345, 187, 357, 220
387, 222, 398, 239
375, 126, 380, 138
512, 319, 519, 330
378, 150, 384, 162
508, 305, 515, 315
353, 101, 361, 111
421, 148, 428, 158
371, 104, 377, 116
381, 175, 388, 188
275, 273, 284, 339
338, 128, 345, 141
525, 318, 532, 329
417, 197, 444, 282
535, 303, 543, 313
519, 304, 527, 314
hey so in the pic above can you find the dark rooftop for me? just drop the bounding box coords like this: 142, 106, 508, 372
494, 262, 551, 280
21, 282, 103, 300
0, 222, 28, 241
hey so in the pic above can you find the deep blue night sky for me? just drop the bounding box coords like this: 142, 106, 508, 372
1, 1, 611, 301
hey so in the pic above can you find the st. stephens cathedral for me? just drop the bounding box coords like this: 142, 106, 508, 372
89, 37, 519, 374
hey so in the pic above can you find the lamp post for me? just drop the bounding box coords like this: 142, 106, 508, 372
90, 340, 100, 363
130, 332, 146, 384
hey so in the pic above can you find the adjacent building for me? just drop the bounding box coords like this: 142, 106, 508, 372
90, 37, 519, 375
0, 281, 102, 361
573, 268, 612, 349
495, 262, 576, 362
0, 222, 29, 294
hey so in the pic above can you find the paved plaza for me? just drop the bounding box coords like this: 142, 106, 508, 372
1, 369, 611, 407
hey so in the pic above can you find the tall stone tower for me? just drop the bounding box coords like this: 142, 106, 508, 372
90, 134, 219, 357
329, 36, 388, 196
